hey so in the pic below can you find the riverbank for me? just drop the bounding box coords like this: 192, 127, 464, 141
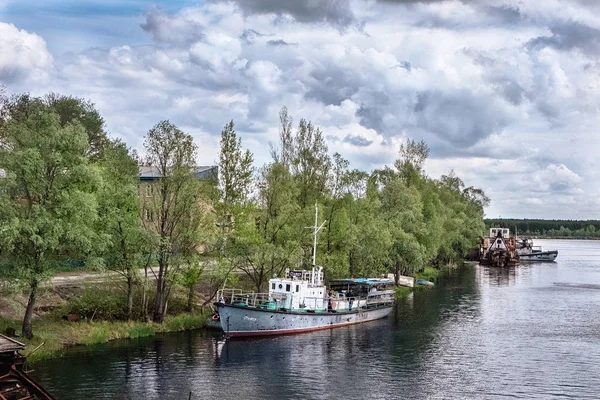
394, 265, 452, 299
0, 310, 212, 363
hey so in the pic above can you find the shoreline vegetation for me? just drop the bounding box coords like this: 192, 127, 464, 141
1, 93, 488, 361
0, 310, 211, 363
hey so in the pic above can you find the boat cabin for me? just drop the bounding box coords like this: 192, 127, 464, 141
490, 228, 509, 238
329, 278, 394, 298
268, 267, 327, 310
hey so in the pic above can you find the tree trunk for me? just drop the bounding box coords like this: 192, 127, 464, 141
187, 284, 195, 312
153, 271, 165, 323
22, 280, 38, 339
127, 276, 134, 321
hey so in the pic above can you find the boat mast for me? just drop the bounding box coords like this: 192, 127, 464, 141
309, 202, 326, 285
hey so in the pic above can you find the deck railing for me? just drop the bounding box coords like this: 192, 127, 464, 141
217, 289, 395, 312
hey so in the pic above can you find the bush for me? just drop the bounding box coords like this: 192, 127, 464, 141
64, 288, 127, 321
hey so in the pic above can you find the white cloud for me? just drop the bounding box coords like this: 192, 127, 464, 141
0, 22, 52, 86
3, 0, 600, 218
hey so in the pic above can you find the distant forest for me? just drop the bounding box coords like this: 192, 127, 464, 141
484, 219, 600, 238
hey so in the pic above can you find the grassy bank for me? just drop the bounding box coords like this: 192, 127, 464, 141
394, 264, 460, 299
0, 310, 212, 363
416, 266, 444, 282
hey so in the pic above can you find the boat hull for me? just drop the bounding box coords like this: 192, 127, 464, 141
519, 251, 558, 262
215, 303, 393, 337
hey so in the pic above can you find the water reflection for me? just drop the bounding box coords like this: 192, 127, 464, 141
33, 241, 600, 399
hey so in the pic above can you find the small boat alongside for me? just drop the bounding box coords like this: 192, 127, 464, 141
416, 279, 434, 287
517, 238, 558, 262
0, 335, 55, 400
214, 205, 395, 338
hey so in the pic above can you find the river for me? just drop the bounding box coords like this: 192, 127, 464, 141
32, 239, 600, 399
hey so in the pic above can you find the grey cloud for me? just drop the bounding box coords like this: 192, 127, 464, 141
479, 5, 522, 24
240, 29, 268, 44
413, 90, 512, 146
222, 0, 358, 28
527, 21, 600, 54
305, 64, 361, 106
356, 92, 391, 135
342, 134, 373, 147
141, 8, 204, 45
267, 39, 297, 47
467, 51, 525, 106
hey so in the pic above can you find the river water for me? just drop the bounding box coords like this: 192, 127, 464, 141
32, 239, 600, 399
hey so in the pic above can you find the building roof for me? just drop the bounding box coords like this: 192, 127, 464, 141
139, 165, 217, 180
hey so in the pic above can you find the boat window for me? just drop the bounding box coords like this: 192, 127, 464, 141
271, 283, 275, 290
286, 284, 291, 292
278, 284, 283, 289
296, 285, 299, 292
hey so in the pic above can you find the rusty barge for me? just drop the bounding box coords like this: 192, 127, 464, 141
0, 335, 55, 400
480, 228, 520, 267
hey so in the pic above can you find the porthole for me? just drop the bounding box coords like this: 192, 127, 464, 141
278, 284, 283, 289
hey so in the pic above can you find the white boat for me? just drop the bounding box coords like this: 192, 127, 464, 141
214, 205, 395, 337
516, 238, 558, 262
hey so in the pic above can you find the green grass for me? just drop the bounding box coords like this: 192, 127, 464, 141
394, 286, 413, 299
416, 266, 442, 282
2, 309, 212, 363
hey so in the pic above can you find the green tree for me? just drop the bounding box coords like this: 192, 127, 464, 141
142, 120, 207, 323
1, 93, 109, 160
96, 140, 145, 320
217, 120, 254, 229
0, 101, 101, 338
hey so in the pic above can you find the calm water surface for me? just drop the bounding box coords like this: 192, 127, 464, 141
33, 239, 600, 399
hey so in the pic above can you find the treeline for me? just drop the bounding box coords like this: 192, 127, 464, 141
485, 219, 600, 238
0, 93, 488, 339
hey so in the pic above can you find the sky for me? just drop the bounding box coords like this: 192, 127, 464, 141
1, 0, 600, 219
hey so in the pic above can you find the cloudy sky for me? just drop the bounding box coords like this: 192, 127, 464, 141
1, 0, 600, 219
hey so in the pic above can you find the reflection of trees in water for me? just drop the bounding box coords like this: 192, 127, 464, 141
477, 265, 517, 287
32, 266, 483, 400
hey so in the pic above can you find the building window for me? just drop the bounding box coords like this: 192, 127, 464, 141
296, 285, 299, 292
271, 283, 275, 290
286, 284, 291, 292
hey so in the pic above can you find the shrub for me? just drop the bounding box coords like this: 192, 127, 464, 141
64, 288, 127, 321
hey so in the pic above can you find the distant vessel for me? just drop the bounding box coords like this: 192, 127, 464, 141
516, 238, 558, 262
214, 206, 395, 337
479, 228, 520, 267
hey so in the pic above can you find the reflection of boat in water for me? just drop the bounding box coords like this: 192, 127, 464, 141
215, 205, 394, 337
516, 238, 558, 262
479, 228, 520, 267
0, 335, 55, 400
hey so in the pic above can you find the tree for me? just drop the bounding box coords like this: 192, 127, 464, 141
217, 120, 254, 227
44, 93, 109, 160
96, 140, 145, 320
227, 162, 303, 291
291, 119, 331, 208
142, 120, 206, 323
270, 106, 294, 167
0, 101, 101, 338
1, 93, 109, 160
394, 139, 429, 187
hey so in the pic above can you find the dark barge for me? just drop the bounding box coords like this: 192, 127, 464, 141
480, 228, 520, 267
0, 335, 55, 400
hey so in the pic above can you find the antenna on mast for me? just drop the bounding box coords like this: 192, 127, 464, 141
306, 202, 326, 286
